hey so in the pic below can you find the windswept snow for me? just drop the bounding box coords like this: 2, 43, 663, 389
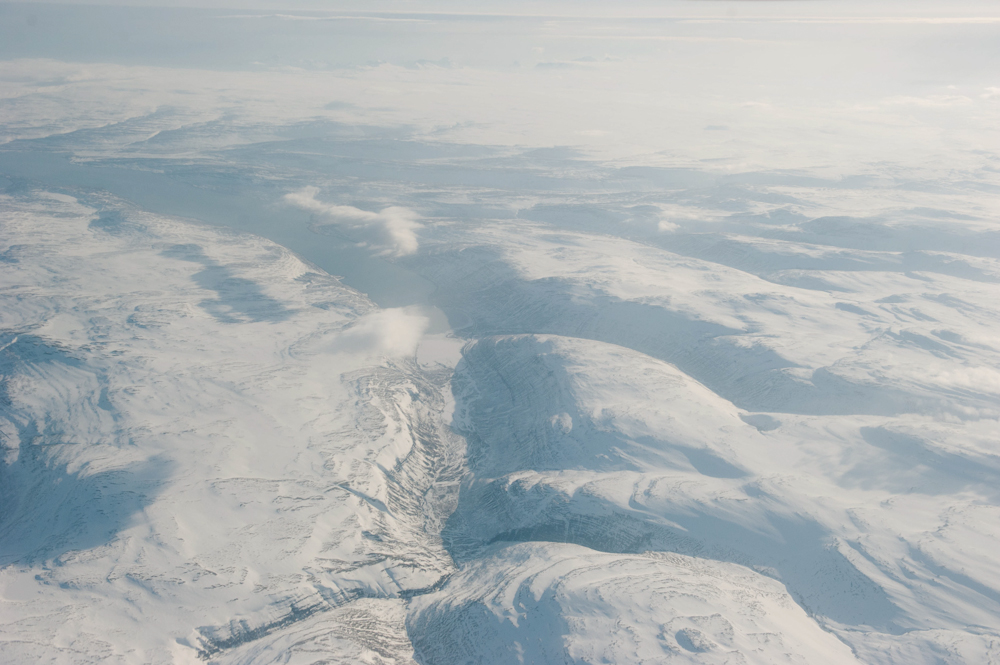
439, 333, 1000, 660
3, 2, 1000, 664
409, 542, 859, 665
0, 191, 460, 663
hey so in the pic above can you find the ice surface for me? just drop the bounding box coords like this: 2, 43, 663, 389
2, 2, 1000, 663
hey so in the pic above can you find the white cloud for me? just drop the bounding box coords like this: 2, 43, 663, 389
549, 412, 573, 434
329, 307, 428, 358
933, 366, 1000, 395
285, 187, 421, 257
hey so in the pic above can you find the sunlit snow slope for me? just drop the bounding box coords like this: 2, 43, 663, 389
3, 2, 1000, 664
0, 191, 463, 663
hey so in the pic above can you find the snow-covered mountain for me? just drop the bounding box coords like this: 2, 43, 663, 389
3, 2, 1000, 663
0, 190, 466, 662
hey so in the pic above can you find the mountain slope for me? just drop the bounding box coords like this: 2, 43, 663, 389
0, 190, 460, 663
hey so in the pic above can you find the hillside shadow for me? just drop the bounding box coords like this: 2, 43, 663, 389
407, 549, 575, 665
0, 334, 172, 565
835, 426, 1000, 498
161, 243, 293, 323
439, 339, 904, 634
420, 246, 913, 417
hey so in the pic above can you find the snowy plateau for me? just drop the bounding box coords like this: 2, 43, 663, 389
2, 2, 1000, 664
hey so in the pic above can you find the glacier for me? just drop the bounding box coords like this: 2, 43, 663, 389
2, 1, 1000, 663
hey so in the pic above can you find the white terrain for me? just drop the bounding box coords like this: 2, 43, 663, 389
2, 1, 1000, 663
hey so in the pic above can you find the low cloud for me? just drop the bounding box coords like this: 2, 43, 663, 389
329, 307, 429, 358
285, 187, 421, 257
934, 366, 1000, 395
